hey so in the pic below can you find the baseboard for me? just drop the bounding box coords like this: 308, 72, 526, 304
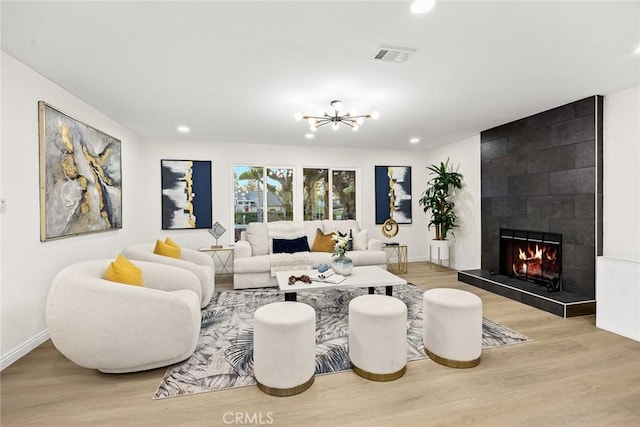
1, 329, 49, 371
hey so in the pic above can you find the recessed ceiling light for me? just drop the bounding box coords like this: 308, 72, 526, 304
411, 0, 436, 14
410, 137, 420, 144
305, 133, 315, 139
177, 125, 190, 133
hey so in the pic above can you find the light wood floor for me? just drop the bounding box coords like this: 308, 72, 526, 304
2, 263, 639, 426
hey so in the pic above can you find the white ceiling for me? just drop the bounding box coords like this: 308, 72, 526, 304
2, 0, 639, 151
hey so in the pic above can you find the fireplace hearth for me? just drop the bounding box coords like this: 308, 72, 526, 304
499, 229, 562, 292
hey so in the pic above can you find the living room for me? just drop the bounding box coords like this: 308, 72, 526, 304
1, 1, 639, 425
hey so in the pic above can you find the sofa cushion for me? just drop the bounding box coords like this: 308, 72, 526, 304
304, 220, 324, 250
272, 236, 311, 254
234, 254, 271, 273
347, 250, 387, 266
352, 229, 368, 251
267, 221, 306, 254
311, 229, 336, 252
323, 220, 359, 235
246, 222, 269, 256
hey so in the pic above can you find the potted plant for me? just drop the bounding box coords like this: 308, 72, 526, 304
418, 158, 463, 264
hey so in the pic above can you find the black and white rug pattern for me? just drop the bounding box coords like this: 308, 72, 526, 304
154, 284, 531, 399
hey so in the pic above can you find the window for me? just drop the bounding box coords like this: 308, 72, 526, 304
332, 170, 356, 220
234, 166, 293, 241
303, 168, 356, 220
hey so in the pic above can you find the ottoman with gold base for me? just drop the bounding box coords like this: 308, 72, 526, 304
423, 288, 482, 368
348, 294, 408, 381
253, 301, 316, 396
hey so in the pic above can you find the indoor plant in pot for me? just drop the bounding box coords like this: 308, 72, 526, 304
418, 158, 463, 265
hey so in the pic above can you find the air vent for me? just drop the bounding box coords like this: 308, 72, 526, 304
372, 45, 416, 63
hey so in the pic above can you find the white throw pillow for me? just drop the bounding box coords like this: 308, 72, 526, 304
352, 229, 368, 251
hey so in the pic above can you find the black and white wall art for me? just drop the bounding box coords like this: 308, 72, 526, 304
161, 159, 212, 230
375, 165, 412, 224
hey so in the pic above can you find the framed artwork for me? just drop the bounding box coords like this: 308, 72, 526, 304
161, 160, 212, 230
375, 166, 412, 224
38, 101, 122, 241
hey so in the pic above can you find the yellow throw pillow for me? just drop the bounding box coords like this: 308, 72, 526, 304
165, 236, 181, 249
154, 239, 181, 259
311, 229, 336, 253
114, 253, 137, 269
103, 258, 144, 286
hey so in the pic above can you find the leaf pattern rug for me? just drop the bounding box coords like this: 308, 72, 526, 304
153, 283, 531, 399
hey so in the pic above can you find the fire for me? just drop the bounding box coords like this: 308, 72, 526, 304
518, 245, 542, 261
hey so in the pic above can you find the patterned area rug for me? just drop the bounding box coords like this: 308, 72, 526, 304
153, 283, 531, 399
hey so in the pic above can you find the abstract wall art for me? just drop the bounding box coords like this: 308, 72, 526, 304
38, 101, 122, 241
161, 160, 212, 230
375, 165, 412, 224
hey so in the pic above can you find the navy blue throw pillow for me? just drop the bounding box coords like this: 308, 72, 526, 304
272, 236, 311, 254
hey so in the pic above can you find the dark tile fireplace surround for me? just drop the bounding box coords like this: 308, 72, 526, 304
458, 96, 602, 317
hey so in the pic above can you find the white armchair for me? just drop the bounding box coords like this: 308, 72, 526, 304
123, 243, 215, 308
46, 259, 202, 373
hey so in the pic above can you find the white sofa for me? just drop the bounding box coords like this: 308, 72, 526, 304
46, 259, 202, 373
123, 243, 215, 308
233, 220, 387, 289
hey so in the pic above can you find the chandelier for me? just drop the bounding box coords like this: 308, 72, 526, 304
294, 100, 379, 132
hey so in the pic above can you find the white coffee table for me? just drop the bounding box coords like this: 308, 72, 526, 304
276, 265, 407, 302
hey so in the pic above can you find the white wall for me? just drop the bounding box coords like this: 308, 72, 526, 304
0, 52, 143, 368
596, 85, 640, 341
420, 135, 482, 271
603, 85, 640, 262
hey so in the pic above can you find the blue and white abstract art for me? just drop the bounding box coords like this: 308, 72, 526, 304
161, 160, 212, 230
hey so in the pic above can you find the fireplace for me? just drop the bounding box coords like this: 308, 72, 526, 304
499, 229, 562, 292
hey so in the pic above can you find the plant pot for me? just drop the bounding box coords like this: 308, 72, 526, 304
430, 240, 449, 263
332, 254, 353, 276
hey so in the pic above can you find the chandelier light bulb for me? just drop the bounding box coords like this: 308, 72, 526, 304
310, 125, 317, 132
294, 112, 303, 121
307, 118, 315, 126
332, 122, 339, 131
411, 0, 436, 14
371, 111, 380, 120
352, 125, 360, 132
356, 117, 364, 125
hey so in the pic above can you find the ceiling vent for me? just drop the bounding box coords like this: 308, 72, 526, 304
372, 45, 416, 63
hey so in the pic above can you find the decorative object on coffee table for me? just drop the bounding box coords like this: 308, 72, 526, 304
331, 231, 353, 275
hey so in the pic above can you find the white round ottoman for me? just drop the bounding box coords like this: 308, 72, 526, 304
423, 288, 482, 368
253, 301, 316, 396
348, 294, 408, 381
